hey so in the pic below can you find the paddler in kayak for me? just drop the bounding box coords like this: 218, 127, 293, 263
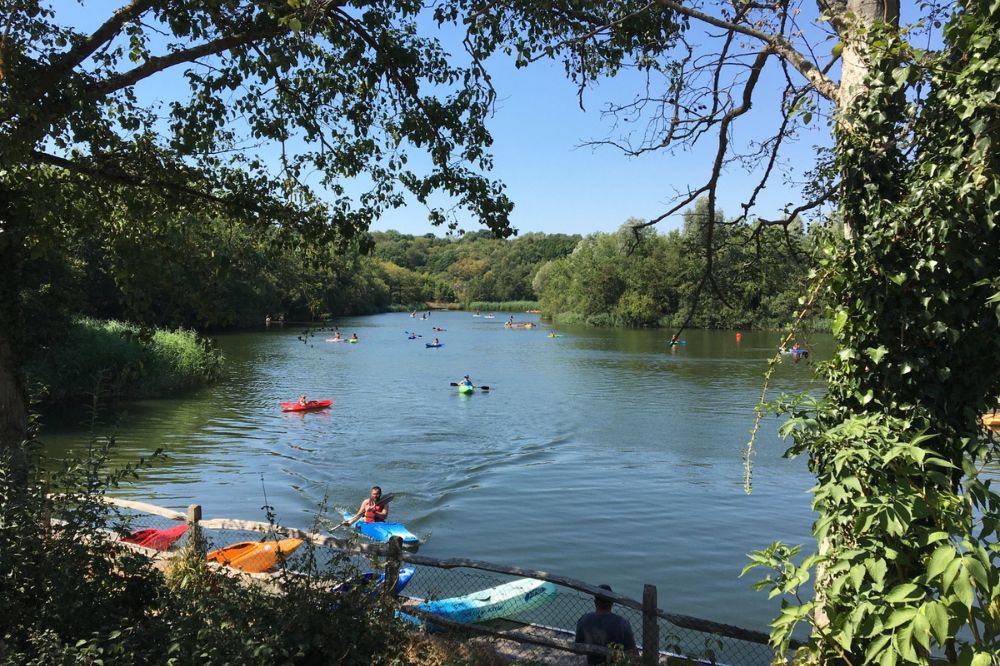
342, 486, 388, 526
297, 394, 307, 406
350, 333, 359, 342
458, 374, 473, 389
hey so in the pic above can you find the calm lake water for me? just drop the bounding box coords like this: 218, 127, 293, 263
41, 312, 830, 633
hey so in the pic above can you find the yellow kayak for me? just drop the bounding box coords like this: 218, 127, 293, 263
206, 538, 304, 573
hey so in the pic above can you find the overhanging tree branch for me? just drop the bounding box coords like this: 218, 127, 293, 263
653, 0, 840, 102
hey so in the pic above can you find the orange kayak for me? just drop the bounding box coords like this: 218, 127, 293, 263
981, 413, 1000, 429
206, 538, 304, 573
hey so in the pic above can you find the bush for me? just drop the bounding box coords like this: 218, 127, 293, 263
25, 318, 222, 403
0, 437, 411, 666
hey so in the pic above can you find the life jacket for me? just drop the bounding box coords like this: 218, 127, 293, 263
364, 501, 385, 523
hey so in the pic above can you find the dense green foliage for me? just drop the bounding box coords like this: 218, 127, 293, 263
745, 2, 1000, 663
372, 230, 581, 306
24, 318, 222, 404
533, 209, 815, 329
0, 439, 411, 665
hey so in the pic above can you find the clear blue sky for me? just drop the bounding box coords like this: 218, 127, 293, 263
368, 51, 833, 238
56, 3, 834, 239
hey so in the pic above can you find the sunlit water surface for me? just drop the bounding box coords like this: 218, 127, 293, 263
42, 313, 833, 632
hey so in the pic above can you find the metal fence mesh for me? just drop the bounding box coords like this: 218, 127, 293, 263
89, 504, 782, 666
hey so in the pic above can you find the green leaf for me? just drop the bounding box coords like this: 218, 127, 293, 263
891, 66, 911, 87
831, 309, 848, 336
926, 545, 955, 581
911, 610, 930, 652
885, 583, 921, 603
884, 607, 917, 629
952, 571, 974, 610
924, 601, 949, 645
941, 558, 962, 593
866, 346, 888, 363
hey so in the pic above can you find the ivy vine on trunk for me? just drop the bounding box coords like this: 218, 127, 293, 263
746, 1, 1000, 663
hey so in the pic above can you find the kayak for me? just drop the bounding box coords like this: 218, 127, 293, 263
335, 566, 416, 595
546, 334, 561, 338
341, 513, 420, 547
457, 384, 474, 394
326, 338, 343, 342
349, 338, 359, 343
425, 343, 443, 348
281, 399, 333, 412
207, 537, 304, 573
780, 348, 809, 355
121, 523, 189, 550
410, 577, 556, 625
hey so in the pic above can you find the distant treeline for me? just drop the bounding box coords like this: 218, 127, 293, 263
534, 202, 820, 330
25, 200, 818, 365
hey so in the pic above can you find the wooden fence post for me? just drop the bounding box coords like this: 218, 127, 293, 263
187, 504, 203, 554
643, 584, 658, 666
383, 536, 402, 602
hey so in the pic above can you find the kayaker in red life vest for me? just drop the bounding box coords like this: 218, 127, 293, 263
342, 486, 388, 526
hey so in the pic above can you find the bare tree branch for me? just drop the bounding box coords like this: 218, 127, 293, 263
653, 0, 840, 102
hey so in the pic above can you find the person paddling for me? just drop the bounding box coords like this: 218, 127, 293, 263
342, 486, 388, 526
297, 394, 307, 406
350, 333, 358, 341
459, 374, 473, 388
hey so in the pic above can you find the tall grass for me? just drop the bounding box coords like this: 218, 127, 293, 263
26, 318, 222, 403
466, 300, 540, 312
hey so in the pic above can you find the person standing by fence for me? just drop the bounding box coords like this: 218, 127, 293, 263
575, 584, 638, 664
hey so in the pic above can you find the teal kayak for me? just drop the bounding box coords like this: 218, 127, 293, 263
403, 578, 557, 627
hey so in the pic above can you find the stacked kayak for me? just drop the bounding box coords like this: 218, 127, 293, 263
403, 578, 557, 627
281, 399, 333, 412
335, 566, 416, 596
207, 538, 304, 573
342, 513, 420, 547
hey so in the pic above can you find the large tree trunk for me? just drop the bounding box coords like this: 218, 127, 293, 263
0, 186, 29, 484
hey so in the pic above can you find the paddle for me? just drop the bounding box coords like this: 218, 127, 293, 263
404, 331, 422, 338
449, 382, 490, 391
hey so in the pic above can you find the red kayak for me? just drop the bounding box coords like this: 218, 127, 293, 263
280, 399, 333, 412
121, 523, 189, 550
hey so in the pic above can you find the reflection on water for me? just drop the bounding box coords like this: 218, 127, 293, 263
40, 315, 829, 632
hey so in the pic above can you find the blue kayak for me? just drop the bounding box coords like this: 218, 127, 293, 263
342, 513, 420, 547
336, 566, 416, 595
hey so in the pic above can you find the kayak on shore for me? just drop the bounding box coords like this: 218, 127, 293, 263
207, 538, 304, 573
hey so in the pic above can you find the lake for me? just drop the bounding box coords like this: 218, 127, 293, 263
40, 312, 828, 634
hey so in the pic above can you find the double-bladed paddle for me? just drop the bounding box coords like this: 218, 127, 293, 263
449, 382, 490, 391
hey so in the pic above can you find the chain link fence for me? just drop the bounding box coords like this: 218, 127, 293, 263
80, 498, 790, 665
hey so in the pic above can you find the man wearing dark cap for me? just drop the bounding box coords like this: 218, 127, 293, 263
574, 584, 638, 664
